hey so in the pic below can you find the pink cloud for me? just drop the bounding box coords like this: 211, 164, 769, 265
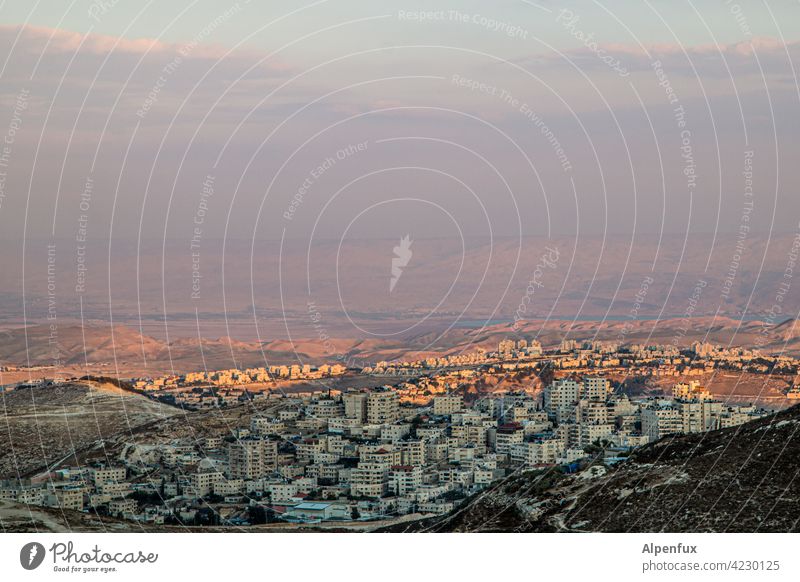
523, 35, 800, 78
0, 23, 291, 68
601, 36, 794, 59
0, 24, 169, 55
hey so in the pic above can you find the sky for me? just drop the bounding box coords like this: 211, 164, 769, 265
1, 0, 800, 244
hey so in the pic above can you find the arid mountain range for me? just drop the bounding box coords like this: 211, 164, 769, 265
1, 233, 799, 372
1, 233, 798, 339
0, 315, 799, 376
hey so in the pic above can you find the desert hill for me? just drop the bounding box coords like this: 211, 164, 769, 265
0, 379, 178, 477
3, 315, 800, 376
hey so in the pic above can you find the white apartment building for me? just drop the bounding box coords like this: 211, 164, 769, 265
267, 482, 299, 503
580, 423, 614, 447
45, 485, 83, 511
582, 377, 612, 401
425, 440, 449, 463
295, 440, 325, 464
98, 481, 132, 498
399, 440, 426, 466
579, 400, 609, 425
452, 424, 489, 452
228, 438, 278, 480
343, 392, 368, 422
367, 391, 400, 424
448, 445, 476, 463
308, 398, 344, 419
416, 426, 448, 441
473, 467, 495, 486
433, 395, 464, 415
350, 462, 388, 498
251, 417, 285, 435
544, 379, 580, 422
673, 381, 713, 401
190, 471, 224, 496
389, 465, 422, 495
278, 409, 301, 421
717, 406, 765, 428
381, 424, 411, 443
677, 400, 718, 433
213, 479, 244, 496
510, 438, 564, 466
108, 498, 137, 517
91, 466, 126, 486
559, 447, 588, 464
495, 425, 524, 455
360, 446, 402, 466
328, 417, 361, 434
313, 451, 341, 465
641, 405, 683, 441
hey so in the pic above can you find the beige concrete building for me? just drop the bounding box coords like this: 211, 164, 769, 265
343, 392, 368, 421
350, 462, 388, 498
367, 390, 400, 424
495, 424, 524, 455
228, 438, 278, 480
581, 377, 612, 401
433, 395, 463, 416
641, 405, 683, 441
389, 465, 422, 495
544, 379, 580, 422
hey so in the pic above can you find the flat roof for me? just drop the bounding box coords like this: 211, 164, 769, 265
293, 502, 331, 510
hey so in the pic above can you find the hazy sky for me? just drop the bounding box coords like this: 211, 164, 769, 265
1, 0, 800, 243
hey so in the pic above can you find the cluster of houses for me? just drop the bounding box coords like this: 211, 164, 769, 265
1, 369, 770, 526
128, 364, 348, 409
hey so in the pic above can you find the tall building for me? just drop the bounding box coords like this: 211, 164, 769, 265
692, 341, 715, 357
494, 423, 524, 455
228, 438, 277, 480
389, 465, 422, 495
641, 406, 682, 441
367, 390, 400, 424
560, 339, 577, 353
582, 377, 611, 401
498, 339, 516, 358
673, 381, 712, 402
399, 440, 426, 466
433, 394, 463, 416
343, 392, 368, 422
543, 378, 580, 421
350, 462, 388, 498
677, 399, 722, 433
578, 400, 609, 425
308, 397, 344, 419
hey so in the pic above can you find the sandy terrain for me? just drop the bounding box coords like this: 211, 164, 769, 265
0, 380, 178, 478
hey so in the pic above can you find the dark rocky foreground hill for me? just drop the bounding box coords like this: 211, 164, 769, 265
384, 405, 800, 533
0, 380, 177, 477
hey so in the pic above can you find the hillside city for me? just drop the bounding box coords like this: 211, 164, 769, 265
1, 337, 796, 528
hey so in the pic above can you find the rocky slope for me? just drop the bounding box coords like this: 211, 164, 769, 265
0, 380, 178, 477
